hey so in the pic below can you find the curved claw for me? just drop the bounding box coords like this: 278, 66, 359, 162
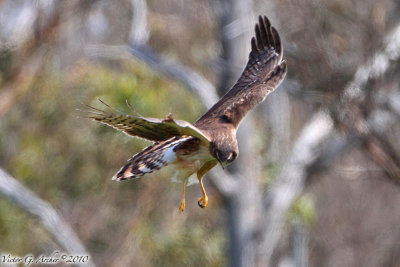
179, 200, 185, 213
197, 196, 208, 209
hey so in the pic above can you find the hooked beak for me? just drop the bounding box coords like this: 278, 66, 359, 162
219, 161, 227, 170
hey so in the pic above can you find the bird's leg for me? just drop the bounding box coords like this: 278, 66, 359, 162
197, 160, 217, 209
197, 177, 208, 209
179, 179, 187, 213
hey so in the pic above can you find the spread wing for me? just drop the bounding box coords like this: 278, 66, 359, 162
86, 100, 210, 144
112, 136, 191, 181
195, 16, 287, 129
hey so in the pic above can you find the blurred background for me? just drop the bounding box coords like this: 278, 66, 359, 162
0, 0, 400, 266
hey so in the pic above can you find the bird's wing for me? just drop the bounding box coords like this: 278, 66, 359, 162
112, 136, 192, 181
86, 101, 210, 144
195, 16, 287, 129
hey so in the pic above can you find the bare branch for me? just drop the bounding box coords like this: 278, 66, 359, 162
86, 44, 219, 109
263, 88, 291, 165
258, 25, 400, 258
0, 168, 95, 267
129, 0, 149, 45
258, 111, 334, 263
279, 220, 309, 267
130, 44, 220, 109
378, 90, 400, 118
259, 103, 398, 264
333, 22, 400, 180
212, 0, 253, 94
207, 168, 239, 197
343, 22, 400, 102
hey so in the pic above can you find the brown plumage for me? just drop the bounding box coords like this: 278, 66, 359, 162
196, 16, 286, 129
88, 16, 287, 212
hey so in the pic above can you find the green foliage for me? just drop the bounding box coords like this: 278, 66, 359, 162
143, 222, 226, 266
0, 199, 50, 254
287, 194, 317, 227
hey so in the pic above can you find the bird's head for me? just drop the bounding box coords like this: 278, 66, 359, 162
211, 142, 238, 169
216, 149, 237, 169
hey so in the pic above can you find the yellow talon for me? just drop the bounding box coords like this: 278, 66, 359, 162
179, 179, 187, 213
197, 196, 208, 209
179, 199, 185, 213
196, 160, 216, 210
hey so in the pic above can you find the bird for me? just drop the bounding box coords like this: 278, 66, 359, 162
87, 16, 287, 213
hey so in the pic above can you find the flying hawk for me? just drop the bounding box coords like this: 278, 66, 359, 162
88, 16, 287, 213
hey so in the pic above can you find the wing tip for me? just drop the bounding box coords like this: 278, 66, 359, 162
270, 26, 282, 55
111, 175, 120, 181
112, 170, 128, 180
112, 174, 137, 181
252, 15, 282, 55
262, 15, 271, 28
112, 165, 131, 181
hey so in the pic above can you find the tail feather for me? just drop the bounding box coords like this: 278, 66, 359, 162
112, 136, 190, 181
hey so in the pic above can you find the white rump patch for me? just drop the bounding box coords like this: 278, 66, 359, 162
162, 147, 177, 163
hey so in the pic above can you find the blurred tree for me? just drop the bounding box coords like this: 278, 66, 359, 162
0, 0, 400, 267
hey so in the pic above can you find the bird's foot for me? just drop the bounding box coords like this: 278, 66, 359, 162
197, 195, 208, 209
179, 199, 185, 213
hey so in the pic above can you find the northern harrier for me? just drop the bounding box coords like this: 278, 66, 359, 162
88, 16, 287, 212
